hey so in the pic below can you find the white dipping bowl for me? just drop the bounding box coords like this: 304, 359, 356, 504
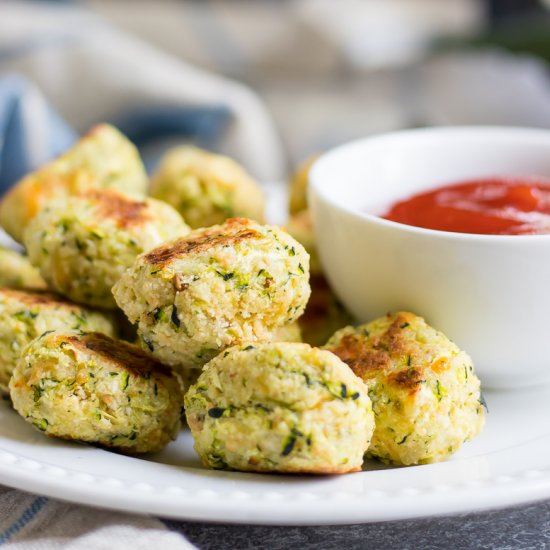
309, 127, 550, 389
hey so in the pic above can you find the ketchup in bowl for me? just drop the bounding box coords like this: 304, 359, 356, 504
382, 177, 550, 235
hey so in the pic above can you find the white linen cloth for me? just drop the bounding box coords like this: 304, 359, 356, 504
0, 486, 195, 549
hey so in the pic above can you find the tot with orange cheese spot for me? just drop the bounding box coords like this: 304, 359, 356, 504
324, 312, 485, 466
0, 124, 148, 243
0, 288, 116, 395
24, 188, 189, 309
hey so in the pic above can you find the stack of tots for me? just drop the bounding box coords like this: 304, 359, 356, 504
0, 125, 485, 470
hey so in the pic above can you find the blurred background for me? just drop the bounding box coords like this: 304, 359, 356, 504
1, 0, 550, 182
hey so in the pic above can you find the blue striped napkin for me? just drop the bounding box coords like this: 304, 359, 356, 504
0, 486, 195, 548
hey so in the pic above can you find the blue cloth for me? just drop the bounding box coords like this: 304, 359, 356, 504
114, 105, 231, 174
0, 75, 75, 195
0, 484, 195, 549
0, 75, 231, 195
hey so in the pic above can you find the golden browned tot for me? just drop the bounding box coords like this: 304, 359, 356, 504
10, 330, 183, 454
0, 288, 116, 395
24, 188, 189, 309
113, 218, 311, 370
325, 311, 485, 466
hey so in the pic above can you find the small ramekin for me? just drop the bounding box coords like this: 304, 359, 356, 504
309, 127, 550, 389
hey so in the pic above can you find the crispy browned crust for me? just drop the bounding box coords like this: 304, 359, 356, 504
330, 333, 392, 378
0, 287, 82, 310
145, 217, 262, 266
81, 189, 150, 228
328, 312, 427, 392
58, 332, 174, 377
388, 367, 424, 390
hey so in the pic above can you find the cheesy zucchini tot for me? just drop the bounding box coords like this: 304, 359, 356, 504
10, 331, 183, 454
24, 188, 189, 309
150, 146, 265, 229
325, 312, 485, 465
286, 211, 354, 346
185, 342, 374, 474
289, 155, 317, 215
0, 124, 148, 243
113, 218, 311, 370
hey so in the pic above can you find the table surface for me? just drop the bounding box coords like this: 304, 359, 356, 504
168, 498, 550, 549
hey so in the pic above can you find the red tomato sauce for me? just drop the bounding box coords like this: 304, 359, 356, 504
382, 177, 550, 235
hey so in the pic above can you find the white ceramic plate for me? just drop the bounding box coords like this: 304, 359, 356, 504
2, 185, 549, 524
0, 384, 548, 525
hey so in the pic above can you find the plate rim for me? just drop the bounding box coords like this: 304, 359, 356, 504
0, 427, 549, 525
